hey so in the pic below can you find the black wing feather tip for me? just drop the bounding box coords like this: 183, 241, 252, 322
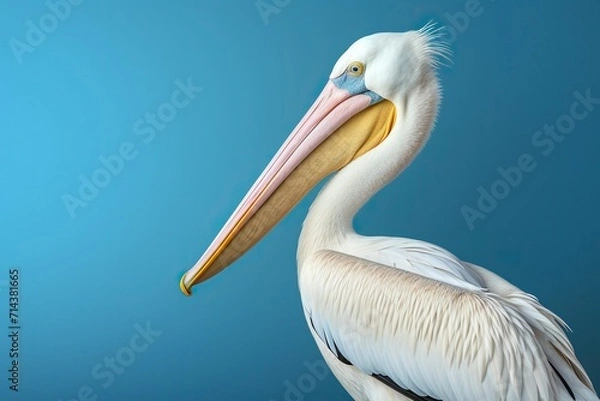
333, 341, 352, 366
371, 374, 441, 401
309, 315, 353, 366
309, 316, 442, 400
550, 362, 576, 400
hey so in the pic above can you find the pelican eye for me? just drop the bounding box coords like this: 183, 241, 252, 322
346, 62, 365, 77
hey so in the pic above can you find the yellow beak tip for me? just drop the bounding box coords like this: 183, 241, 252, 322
179, 276, 192, 296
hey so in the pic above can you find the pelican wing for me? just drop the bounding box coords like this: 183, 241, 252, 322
300, 249, 598, 401
346, 236, 486, 291
464, 262, 597, 401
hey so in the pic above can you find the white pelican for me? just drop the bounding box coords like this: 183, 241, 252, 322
180, 25, 598, 401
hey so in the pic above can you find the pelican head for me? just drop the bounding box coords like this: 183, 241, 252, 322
180, 25, 447, 295
330, 29, 446, 104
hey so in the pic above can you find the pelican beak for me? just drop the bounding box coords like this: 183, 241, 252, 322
180, 80, 396, 295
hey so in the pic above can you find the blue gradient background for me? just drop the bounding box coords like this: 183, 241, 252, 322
0, 1, 599, 400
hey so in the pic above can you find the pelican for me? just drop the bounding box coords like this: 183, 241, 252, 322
179, 25, 598, 401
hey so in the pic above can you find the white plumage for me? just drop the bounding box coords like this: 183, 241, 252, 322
181, 24, 598, 401
295, 26, 598, 401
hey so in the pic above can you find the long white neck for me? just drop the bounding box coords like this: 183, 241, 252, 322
297, 82, 439, 266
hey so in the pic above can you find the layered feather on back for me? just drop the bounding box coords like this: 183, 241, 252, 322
298, 236, 598, 401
